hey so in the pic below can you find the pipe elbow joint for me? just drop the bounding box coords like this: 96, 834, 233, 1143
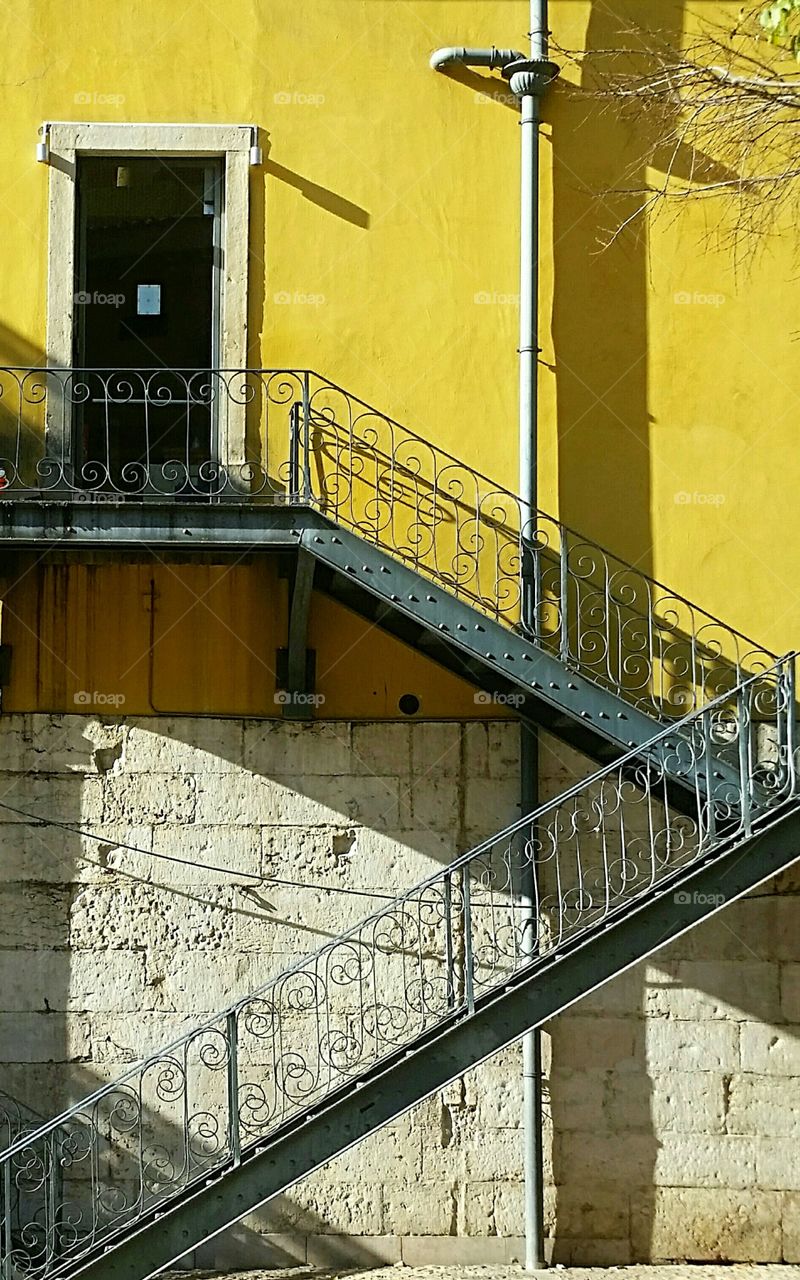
430, 46, 526, 72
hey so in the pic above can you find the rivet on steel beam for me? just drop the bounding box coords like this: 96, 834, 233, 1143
409, 594, 419, 602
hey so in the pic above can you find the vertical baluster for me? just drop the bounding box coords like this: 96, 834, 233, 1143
703, 716, 717, 847
102, 374, 112, 487
689, 627, 699, 711
787, 657, 797, 797
559, 527, 569, 665
45, 1131, 56, 1271
2, 1156, 11, 1280
520, 502, 533, 636
227, 1011, 241, 1168
13, 371, 22, 476
288, 402, 300, 500
738, 684, 752, 838
142, 373, 152, 496
50, 1126, 62, 1267
443, 872, 455, 1010
518, 818, 539, 978
462, 868, 475, 1015
301, 372, 312, 502
532, 524, 543, 643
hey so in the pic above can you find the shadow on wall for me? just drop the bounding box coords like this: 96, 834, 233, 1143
552, 0, 676, 562
0, 324, 49, 369
247, 140, 370, 367
547, 0, 791, 1261
1, 712, 799, 1264
0, 713, 523, 1264
548, 0, 660, 1261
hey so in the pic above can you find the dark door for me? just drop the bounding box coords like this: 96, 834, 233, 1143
73, 155, 222, 493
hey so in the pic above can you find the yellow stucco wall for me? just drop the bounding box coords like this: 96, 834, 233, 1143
0, 0, 795, 714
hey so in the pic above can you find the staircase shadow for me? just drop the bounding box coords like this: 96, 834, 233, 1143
1, 711, 800, 1266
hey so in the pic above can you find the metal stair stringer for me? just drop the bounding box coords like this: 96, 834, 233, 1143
299, 520, 747, 809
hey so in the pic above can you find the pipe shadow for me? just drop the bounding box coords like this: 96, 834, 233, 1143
548, 2, 677, 1256
432, 63, 520, 110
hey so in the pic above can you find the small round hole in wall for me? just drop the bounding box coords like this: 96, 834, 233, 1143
398, 693, 420, 716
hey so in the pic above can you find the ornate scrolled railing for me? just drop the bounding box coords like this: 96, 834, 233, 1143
0, 367, 306, 502
0, 366, 777, 717
0, 1091, 54, 1268
292, 375, 778, 717
1, 655, 797, 1280
0, 1094, 40, 1155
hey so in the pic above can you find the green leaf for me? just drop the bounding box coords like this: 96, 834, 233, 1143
759, 0, 800, 46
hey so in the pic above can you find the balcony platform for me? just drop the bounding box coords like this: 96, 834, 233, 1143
0, 498, 327, 553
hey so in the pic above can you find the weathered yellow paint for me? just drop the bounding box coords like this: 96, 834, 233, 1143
0, 1, 795, 714
1, 556, 495, 717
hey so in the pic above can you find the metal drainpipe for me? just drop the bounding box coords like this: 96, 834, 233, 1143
505, 5, 557, 1270
431, 14, 558, 1270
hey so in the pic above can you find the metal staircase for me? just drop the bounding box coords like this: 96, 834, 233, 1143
284, 375, 776, 736
283, 376, 778, 803
0, 368, 797, 1280
2, 655, 799, 1280
0, 366, 777, 776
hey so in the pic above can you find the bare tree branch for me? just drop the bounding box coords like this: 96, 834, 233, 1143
554, 9, 800, 254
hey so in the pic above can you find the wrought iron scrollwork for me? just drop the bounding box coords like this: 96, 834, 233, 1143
0, 366, 777, 718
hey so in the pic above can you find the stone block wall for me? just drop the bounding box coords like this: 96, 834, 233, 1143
0, 713, 798, 1265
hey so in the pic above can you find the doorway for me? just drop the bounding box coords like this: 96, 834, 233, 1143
73, 155, 223, 491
